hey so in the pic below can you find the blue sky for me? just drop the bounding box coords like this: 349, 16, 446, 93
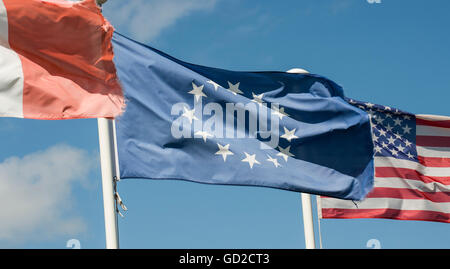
1, 0, 449, 249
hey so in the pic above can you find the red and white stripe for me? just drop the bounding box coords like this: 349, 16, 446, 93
319, 114, 450, 223
0, 0, 123, 119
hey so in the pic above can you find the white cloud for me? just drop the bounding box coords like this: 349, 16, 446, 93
329, 0, 354, 14
103, 0, 218, 41
0, 145, 95, 243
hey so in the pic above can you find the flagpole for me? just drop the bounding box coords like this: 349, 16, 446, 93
95, 0, 119, 250
97, 118, 120, 249
300, 193, 316, 249
287, 68, 316, 249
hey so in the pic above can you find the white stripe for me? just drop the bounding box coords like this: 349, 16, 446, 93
319, 197, 450, 214
317, 196, 323, 219
374, 177, 450, 192
0, 1, 23, 118
417, 114, 450, 121
375, 157, 450, 177
417, 146, 450, 158
416, 125, 450, 137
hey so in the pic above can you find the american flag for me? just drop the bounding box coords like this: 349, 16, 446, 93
318, 99, 450, 223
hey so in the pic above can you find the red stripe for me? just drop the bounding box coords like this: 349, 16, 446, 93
416, 118, 450, 129
416, 136, 450, 147
375, 167, 450, 185
366, 187, 450, 203
321, 208, 450, 223
418, 156, 450, 167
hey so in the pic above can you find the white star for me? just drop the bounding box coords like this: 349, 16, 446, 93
226, 81, 243, 95
266, 155, 281, 168
182, 107, 199, 124
394, 132, 402, 140
206, 80, 220, 91
404, 139, 412, 147
272, 106, 289, 120
393, 118, 402, 126
375, 117, 384, 125
365, 102, 375, 108
402, 125, 411, 134
387, 136, 396, 145
372, 134, 379, 142
390, 148, 399, 156
280, 127, 298, 142
393, 109, 402, 115
188, 82, 207, 102
277, 145, 294, 162
403, 114, 412, 120
381, 142, 389, 148
374, 145, 382, 154
242, 152, 260, 169
215, 143, 234, 162
385, 123, 393, 132
385, 113, 393, 119
251, 92, 264, 106
406, 152, 414, 159
378, 129, 387, 137
194, 131, 213, 142
397, 144, 405, 153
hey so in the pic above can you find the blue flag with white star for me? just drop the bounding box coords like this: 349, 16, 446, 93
112, 32, 374, 200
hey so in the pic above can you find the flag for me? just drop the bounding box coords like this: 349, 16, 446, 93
319, 99, 450, 223
0, 0, 124, 119
113, 32, 375, 200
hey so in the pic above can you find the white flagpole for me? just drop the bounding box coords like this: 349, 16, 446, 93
301, 193, 316, 249
287, 68, 316, 249
97, 118, 120, 249
95, 0, 119, 250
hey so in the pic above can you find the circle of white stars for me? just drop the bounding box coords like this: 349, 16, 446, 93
176, 78, 302, 171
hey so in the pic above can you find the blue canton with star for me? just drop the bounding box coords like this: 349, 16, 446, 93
347, 98, 417, 161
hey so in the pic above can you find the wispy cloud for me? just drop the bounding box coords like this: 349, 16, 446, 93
103, 0, 218, 42
329, 0, 354, 14
0, 145, 95, 244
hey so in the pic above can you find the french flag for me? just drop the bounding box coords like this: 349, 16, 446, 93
0, 0, 124, 119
